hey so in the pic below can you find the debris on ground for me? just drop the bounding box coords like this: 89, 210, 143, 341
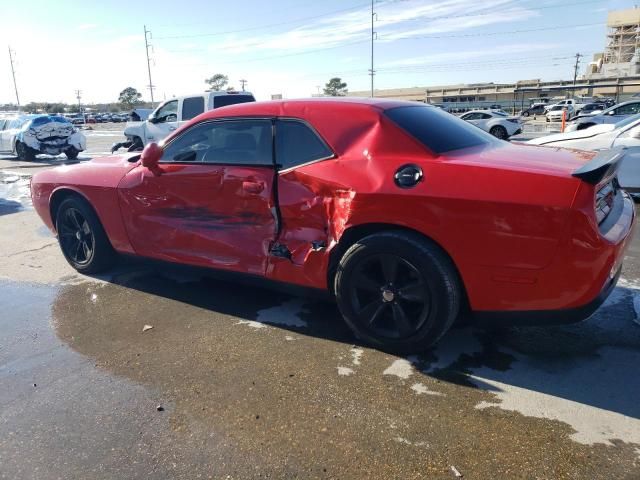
142, 325, 153, 332
450, 465, 463, 478
156, 405, 164, 412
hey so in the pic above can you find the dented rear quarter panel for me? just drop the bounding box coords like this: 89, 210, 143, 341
262, 103, 586, 312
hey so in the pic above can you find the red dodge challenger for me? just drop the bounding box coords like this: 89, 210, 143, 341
31, 98, 635, 353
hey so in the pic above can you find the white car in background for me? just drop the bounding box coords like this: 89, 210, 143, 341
564, 100, 640, 132
546, 104, 575, 122
459, 110, 522, 140
527, 114, 640, 193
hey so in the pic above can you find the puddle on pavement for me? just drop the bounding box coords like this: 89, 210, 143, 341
0, 278, 258, 479
21, 267, 638, 478
0, 171, 32, 214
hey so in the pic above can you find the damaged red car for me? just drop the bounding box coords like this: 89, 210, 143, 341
31, 98, 635, 353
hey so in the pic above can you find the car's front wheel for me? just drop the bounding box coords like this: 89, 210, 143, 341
55, 197, 116, 274
334, 231, 461, 354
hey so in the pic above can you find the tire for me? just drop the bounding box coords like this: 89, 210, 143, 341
65, 147, 79, 160
489, 125, 508, 140
15, 142, 36, 161
523, 111, 529, 117
127, 136, 143, 152
55, 196, 116, 274
334, 231, 461, 354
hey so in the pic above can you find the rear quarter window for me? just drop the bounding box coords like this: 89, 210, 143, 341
385, 106, 494, 154
276, 119, 333, 169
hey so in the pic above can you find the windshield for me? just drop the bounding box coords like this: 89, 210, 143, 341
614, 113, 640, 130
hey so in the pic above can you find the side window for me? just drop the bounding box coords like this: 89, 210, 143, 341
480, 113, 492, 119
161, 119, 273, 165
615, 103, 640, 115
181, 96, 205, 121
154, 100, 178, 123
275, 119, 333, 170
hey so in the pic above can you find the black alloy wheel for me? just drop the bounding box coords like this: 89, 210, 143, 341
58, 207, 95, 266
349, 253, 431, 340
335, 231, 461, 354
55, 197, 116, 273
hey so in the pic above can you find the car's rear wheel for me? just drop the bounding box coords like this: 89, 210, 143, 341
65, 147, 80, 160
16, 142, 36, 161
489, 125, 508, 140
522, 111, 529, 117
334, 231, 461, 354
55, 197, 116, 274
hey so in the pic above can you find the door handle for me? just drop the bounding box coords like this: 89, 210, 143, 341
242, 180, 265, 194
168, 126, 177, 131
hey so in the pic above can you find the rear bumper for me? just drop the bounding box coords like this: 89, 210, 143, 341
474, 266, 621, 326
473, 190, 635, 326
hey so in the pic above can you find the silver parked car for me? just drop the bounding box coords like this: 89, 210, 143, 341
565, 100, 640, 132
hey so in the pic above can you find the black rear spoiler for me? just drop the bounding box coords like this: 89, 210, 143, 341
572, 147, 625, 185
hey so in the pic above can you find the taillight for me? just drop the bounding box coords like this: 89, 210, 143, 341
595, 179, 616, 225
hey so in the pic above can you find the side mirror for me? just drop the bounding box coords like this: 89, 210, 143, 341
141, 143, 163, 175
607, 110, 616, 115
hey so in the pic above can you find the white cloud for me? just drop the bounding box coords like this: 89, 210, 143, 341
78, 23, 98, 30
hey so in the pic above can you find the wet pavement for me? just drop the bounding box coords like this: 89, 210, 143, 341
1, 132, 640, 478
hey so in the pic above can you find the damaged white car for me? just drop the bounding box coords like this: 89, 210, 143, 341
0, 114, 86, 160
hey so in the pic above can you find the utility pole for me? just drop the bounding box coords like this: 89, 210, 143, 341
75, 89, 84, 123
369, 0, 377, 97
8, 46, 20, 110
572, 53, 583, 98
144, 25, 155, 104
239, 79, 247, 91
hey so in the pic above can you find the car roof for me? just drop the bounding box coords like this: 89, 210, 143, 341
197, 97, 428, 120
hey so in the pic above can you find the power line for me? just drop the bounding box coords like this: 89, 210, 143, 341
154, 1, 372, 40
390, 22, 603, 41
177, 22, 601, 67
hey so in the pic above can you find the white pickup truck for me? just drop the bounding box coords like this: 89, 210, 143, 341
112, 90, 255, 152
545, 97, 594, 116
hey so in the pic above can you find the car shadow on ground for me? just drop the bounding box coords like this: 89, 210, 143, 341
79, 256, 640, 425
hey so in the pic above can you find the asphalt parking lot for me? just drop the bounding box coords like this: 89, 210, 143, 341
1, 122, 639, 479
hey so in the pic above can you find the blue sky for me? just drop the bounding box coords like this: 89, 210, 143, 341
0, 0, 636, 104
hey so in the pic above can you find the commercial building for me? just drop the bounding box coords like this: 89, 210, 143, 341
350, 7, 640, 111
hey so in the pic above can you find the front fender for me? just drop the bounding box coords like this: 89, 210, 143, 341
123, 122, 145, 141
